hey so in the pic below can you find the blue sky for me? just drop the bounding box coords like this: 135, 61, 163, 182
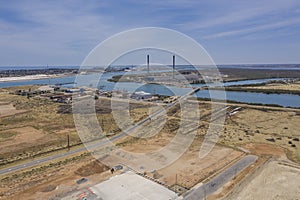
0, 0, 300, 66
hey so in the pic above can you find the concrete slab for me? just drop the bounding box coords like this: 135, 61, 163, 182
90, 171, 181, 200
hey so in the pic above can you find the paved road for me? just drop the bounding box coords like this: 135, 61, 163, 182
0, 145, 87, 175
184, 155, 258, 200
0, 87, 203, 176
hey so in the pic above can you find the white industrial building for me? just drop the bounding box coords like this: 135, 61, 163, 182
90, 172, 181, 200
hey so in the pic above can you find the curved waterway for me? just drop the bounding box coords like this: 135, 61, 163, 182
1, 72, 299, 108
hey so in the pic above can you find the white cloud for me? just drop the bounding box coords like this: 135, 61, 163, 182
176, 0, 300, 35
0, 1, 122, 65
1, 0, 300, 65
203, 17, 300, 39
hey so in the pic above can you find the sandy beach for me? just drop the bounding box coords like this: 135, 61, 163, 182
0, 74, 68, 82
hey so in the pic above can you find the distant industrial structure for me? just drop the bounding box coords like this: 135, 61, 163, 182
131, 91, 153, 100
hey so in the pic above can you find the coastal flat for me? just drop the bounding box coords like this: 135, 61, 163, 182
1, 85, 300, 199
246, 80, 300, 91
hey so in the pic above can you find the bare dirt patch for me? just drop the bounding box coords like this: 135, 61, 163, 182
117, 134, 244, 190
74, 160, 110, 176
225, 161, 300, 200
0, 126, 45, 153
55, 128, 77, 135
156, 143, 243, 189
0, 103, 28, 118
244, 143, 286, 158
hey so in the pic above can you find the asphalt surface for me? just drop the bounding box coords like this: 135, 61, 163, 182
0, 145, 87, 175
184, 155, 258, 200
0, 87, 203, 176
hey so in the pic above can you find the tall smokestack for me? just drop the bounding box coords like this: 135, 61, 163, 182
147, 54, 150, 74
172, 55, 175, 79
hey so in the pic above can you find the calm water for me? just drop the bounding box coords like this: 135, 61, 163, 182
195, 90, 300, 108
0, 71, 299, 108
192, 78, 286, 87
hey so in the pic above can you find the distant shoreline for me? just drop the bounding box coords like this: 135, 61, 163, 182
0, 73, 70, 82
0, 68, 78, 83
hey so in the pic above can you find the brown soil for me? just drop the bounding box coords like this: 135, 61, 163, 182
243, 143, 286, 158
74, 160, 110, 176
224, 160, 300, 200
0, 103, 28, 118
157, 144, 243, 189
1, 86, 300, 199
119, 134, 244, 189
0, 126, 46, 153
0, 155, 113, 200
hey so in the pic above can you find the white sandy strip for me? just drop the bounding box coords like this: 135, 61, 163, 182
0, 74, 63, 82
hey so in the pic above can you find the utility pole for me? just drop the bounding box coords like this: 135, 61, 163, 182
67, 134, 70, 151
175, 173, 178, 192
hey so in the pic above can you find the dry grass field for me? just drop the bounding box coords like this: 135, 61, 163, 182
1, 84, 300, 199
0, 89, 78, 165
246, 80, 300, 91
221, 108, 300, 163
